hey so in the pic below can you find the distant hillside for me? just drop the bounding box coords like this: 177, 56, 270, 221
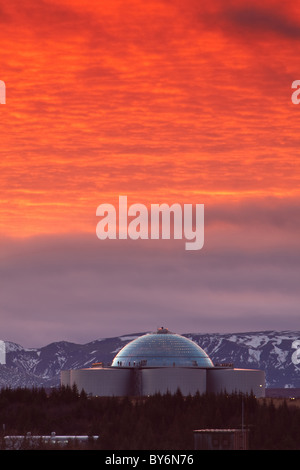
1, 330, 300, 389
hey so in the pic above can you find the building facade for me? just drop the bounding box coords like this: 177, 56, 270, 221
61, 328, 265, 398
193, 429, 249, 450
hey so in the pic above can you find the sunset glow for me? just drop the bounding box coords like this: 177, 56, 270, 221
1, 0, 299, 237
1, 0, 300, 346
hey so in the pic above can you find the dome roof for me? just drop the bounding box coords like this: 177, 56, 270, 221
111, 327, 214, 368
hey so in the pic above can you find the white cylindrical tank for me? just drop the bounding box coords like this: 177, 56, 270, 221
207, 368, 265, 397
69, 368, 133, 396
141, 367, 207, 396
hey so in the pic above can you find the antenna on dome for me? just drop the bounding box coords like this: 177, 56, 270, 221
157, 326, 169, 334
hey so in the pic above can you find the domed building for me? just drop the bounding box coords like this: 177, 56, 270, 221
111, 327, 214, 368
61, 328, 265, 397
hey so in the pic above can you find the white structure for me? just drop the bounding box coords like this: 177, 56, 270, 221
4, 432, 99, 450
61, 328, 265, 398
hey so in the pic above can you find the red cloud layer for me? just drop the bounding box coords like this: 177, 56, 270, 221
0, 0, 299, 236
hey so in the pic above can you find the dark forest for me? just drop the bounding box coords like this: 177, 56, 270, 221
0, 386, 299, 450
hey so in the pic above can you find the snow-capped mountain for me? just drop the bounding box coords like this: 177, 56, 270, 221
187, 330, 300, 389
0, 330, 300, 389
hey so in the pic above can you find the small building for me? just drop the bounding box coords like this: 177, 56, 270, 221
193, 429, 249, 450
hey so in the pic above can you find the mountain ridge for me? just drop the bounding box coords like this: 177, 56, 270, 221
1, 329, 300, 389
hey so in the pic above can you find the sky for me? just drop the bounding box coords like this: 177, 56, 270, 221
0, 0, 300, 347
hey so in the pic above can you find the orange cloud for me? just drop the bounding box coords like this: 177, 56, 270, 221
0, 0, 299, 237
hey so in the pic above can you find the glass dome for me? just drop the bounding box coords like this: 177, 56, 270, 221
111, 327, 214, 368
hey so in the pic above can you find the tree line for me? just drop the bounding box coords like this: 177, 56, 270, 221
0, 385, 299, 450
